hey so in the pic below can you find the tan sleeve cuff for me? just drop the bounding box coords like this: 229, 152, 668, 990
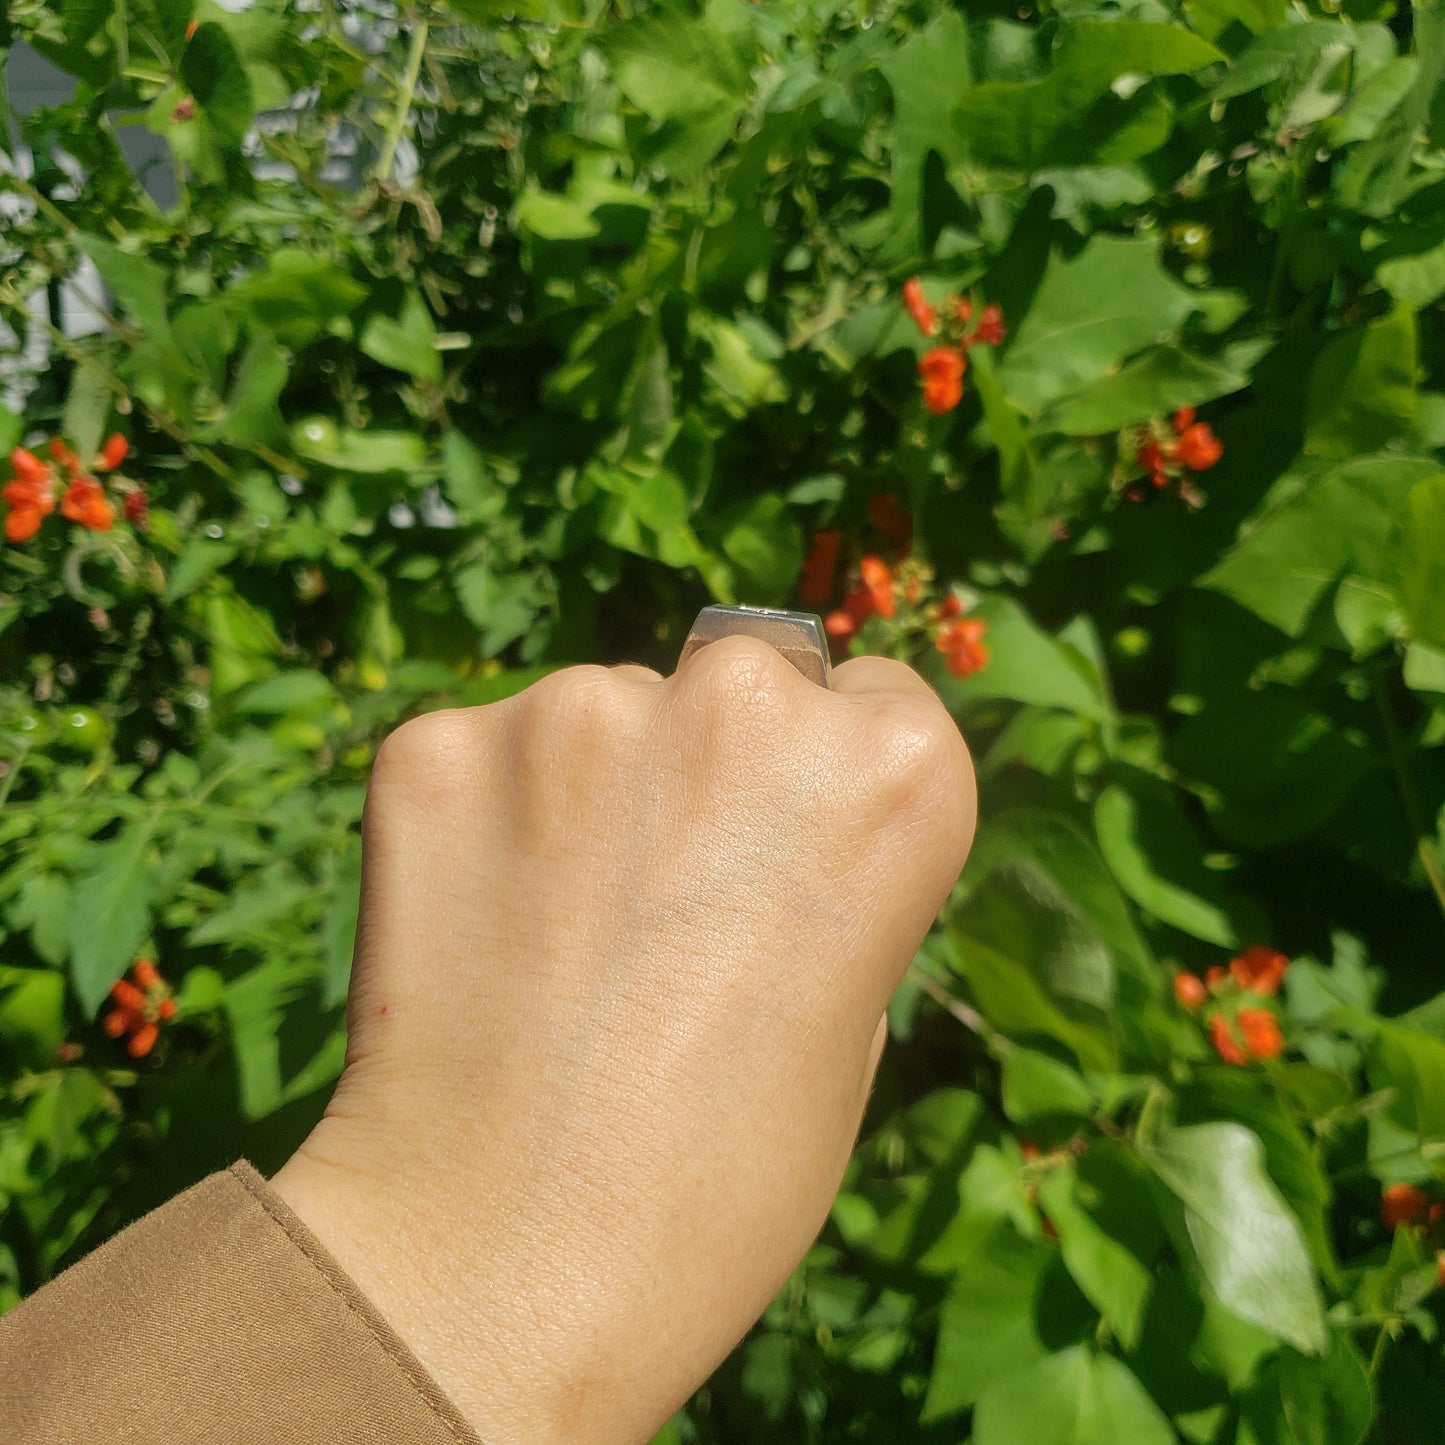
0, 1160, 485, 1445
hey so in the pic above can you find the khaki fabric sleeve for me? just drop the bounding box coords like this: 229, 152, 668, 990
0, 1160, 485, 1445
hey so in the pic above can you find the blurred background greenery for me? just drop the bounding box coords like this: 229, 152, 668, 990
3, 1, 1445, 1439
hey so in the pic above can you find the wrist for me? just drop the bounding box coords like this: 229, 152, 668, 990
270, 1112, 668, 1445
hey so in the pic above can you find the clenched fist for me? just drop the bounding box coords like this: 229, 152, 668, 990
272, 638, 975, 1443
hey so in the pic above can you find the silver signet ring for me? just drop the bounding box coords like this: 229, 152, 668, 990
676, 604, 831, 689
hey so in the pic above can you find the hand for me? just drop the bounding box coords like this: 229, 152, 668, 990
272, 638, 975, 1443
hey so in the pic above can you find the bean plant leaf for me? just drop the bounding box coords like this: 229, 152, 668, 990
1094, 780, 1240, 947
1039, 1148, 1158, 1350
69, 822, 155, 1016
1142, 1122, 1327, 1354
923, 1224, 1086, 1420
998, 235, 1199, 412
1400, 475, 1445, 648
1202, 454, 1441, 638
971, 1345, 1175, 1445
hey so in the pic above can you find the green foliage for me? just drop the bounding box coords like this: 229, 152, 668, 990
3, 0, 1445, 1437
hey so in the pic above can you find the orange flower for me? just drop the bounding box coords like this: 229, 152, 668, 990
60, 476, 116, 532
1237, 1007, 1284, 1061
1174, 421, 1222, 471
1382, 1182, 1429, 1230
902, 277, 938, 337
10, 446, 50, 485
1172, 407, 1196, 431
936, 617, 989, 678
859, 555, 896, 618
919, 346, 966, 415
1230, 945, 1289, 997
1205, 964, 1228, 992
1173, 972, 1207, 1010
49, 438, 79, 469
4, 500, 47, 542
4, 451, 58, 543
799, 529, 842, 605
1209, 1013, 1248, 1066
1138, 440, 1169, 489
824, 609, 858, 644
95, 434, 129, 471
103, 960, 176, 1058
969, 303, 1006, 348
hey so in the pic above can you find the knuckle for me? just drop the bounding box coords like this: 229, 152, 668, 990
873, 699, 975, 811
683, 635, 802, 715
518, 664, 633, 731
372, 707, 475, 784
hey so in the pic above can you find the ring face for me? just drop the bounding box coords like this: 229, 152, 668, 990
677, 605, 831, 689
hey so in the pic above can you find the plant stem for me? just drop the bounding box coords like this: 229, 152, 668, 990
374, 20, 431, 184
1368, 1320, 1393, 1378
906, 964, 988, 1038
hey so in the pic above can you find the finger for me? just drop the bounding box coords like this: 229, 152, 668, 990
608, 663, 665, 687
829, 654, 943, 706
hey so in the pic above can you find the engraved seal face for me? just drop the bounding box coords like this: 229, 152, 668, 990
676, 605, 831, 689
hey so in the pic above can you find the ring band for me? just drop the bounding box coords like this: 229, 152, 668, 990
677, 605, 831, 689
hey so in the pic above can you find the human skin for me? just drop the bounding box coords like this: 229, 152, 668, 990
271, 637, 976, 1443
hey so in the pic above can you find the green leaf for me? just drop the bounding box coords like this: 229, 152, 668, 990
1039, 1147, 1160, 1351
225, 959, 345, 1119
876, 10, 973, 259
1368, 1025, 1445, 1142
179, 22, 255, 146
0, 967, 67, 1053
59, 359, 112, 462
453, 562, 548, 655
1179, 1069, 1337, 1282
190, 876, 317, 948
359, 288, 441, 383
1141, 1123, 1326, 1354
943, 935, 1118, 1073
1400, 474, 1445, 647
998, 235, 1199, 413
77, 235, 174, 344
935, 597, 1111, 720
1239, 1337, 1373, 1445
214, 334, 288, 446
1303, 306, 1417, 462
1334, 8, 1445, 218
601, 3, 751, 174
9, 873, 72, 968
972, 1345, 1174, 1445
1202, 454, 1441, 637
1001, 1046, 1096, 1122
441, 431, 505, 522
1212, 21, 1355, 102
620, 320, 675, 462
228, 250, 367, 348
961, 809, 1154, 993
923, 1224, 1077, 1420
719, 495, 803, 605
1044, 345, 1251, 436
231, 670, 336, 716
955, 21, 1223, 172
166, 539, 238, 603
1094, 780, 1239, 947
68, 822, 155, 1016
